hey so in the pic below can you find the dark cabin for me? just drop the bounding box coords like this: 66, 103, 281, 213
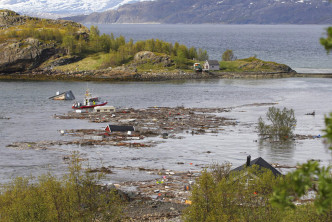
231, 155, 282, 177
105, 125, 135, 133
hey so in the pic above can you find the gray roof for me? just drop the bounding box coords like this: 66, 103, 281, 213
231, 157, 282, 176
207, 60, 220, 66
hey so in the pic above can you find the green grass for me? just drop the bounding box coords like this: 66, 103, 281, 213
52, 53, 110, 71
220, 57, 288, 72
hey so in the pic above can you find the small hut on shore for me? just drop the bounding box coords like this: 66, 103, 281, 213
203, 60, 220, 71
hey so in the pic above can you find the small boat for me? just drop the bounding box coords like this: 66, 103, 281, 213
49, 90, 75, 100
72, 89, 107, 109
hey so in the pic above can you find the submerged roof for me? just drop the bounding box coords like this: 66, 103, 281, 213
106, 125, 135, 132
231, 157, 282, 176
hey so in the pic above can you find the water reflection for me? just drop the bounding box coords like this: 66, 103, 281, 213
258, 139, 295, 161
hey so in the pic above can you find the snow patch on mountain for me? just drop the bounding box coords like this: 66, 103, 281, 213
0, 0, 153, 18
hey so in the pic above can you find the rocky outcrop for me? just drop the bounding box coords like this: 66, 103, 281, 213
0, 38, 58, 73
0, 10, 89, 73
0, 9, 87, 30
133, 51, 174, 67
238, 60, 295, 73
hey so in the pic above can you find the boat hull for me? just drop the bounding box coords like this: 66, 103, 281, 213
49, 90, 75, 100
72, 102, 108, 109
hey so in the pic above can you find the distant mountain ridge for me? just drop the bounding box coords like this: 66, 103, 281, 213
0, 0, 153, 18
63, 0, 332, 24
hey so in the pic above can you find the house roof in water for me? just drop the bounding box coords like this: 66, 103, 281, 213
207, 60, 220, 66
231, 157, 282, 176
106, 125, 135, 132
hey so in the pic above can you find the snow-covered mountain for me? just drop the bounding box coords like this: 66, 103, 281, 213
64, 0, 332, 24
0, 0, 153, 18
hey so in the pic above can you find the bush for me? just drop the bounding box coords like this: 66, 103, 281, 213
222, 49, 236, 61
0, 152, 123, 222
183, 166, 284, 222
258, 107, 296, 141
183, 165, 330, 222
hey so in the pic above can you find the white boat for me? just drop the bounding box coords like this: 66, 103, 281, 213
72, 89, 107, 109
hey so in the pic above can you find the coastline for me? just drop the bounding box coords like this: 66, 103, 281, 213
1, 70, 332, 82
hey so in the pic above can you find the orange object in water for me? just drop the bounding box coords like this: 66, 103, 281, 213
185, 200, 192, 205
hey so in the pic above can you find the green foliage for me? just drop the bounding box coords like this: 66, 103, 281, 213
183, 166, 287, 222
271, 161, 332, 215
62, 35, 75, 55
209, 162, 231, 183
323, 113, 332, 149
258, 107, 296, 141
197, 48, 209, 61
320, 27, 332, 53
222, 49, 236, 61
240, 56, 258, 62
271, 112, 332, 216
184, 165, 330, 221
2, 21, 210, 69
0, 152, 123, 221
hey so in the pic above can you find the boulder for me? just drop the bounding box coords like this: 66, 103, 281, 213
133, 51, 174, 67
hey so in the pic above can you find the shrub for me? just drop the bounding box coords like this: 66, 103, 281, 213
197, 48, 209, 61
258, 107, 296, 141
183, 166, 284, 222
0, 152, 123, 221
222, 49, 236, 61
209, 161, 231, 182
183, 165, 330, 221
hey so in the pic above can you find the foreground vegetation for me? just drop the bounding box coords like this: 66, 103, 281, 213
183, 109, 332, 221
183, 164, 331, 222
0, 152, 123, 222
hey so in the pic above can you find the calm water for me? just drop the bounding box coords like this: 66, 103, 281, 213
95, 24, 332, 73
0, 78, 332, 183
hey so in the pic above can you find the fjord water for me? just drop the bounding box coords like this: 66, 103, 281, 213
0, 78, 332, 182
97, 24, 332, 73
1, 24, 332, 182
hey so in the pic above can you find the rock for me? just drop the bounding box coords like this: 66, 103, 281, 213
0, 38, 58, 73
133, 51, 174, 67
46, 56, 82, 68
134, 51, 156, 61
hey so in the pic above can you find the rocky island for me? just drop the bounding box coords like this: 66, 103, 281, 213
0, 9, 325, 82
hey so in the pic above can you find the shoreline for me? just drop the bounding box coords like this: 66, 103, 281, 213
1, 70, 332, 82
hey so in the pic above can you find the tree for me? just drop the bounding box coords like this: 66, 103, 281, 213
0, 152, 123, 221
258, 107, 297, 141
197, 48, 209, 61
271, 113, 332, 215
320, 27, 332, 53
271, 1, 332, 213
62, 35, 75, 55
222, 49, 236, 61
183, 166, 290, 222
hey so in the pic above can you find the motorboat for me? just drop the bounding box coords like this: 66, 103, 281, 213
72, 89, 107, 109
